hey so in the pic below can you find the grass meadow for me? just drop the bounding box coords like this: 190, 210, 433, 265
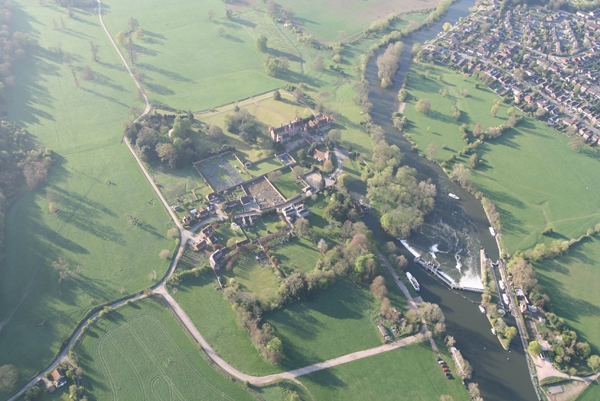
0, 1, 173, 394
299, 342, 470, 401
147, 163, 212, 206
576, 379, 600, 401
75, 298, 256, 400
265, 280, 383, 370
273, 237, 323, 275
247, 156, 284, 177
402, 62, 600, 253
102, 0, 282, 111
173, 273, 282, 376
534, 236, 600, 351
274, 0, 434, 42
222, 255, 281, 297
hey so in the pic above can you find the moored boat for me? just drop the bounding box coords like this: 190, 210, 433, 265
406, 272, 421, 292
502, 294, 510, 305
489, 226, 496, 237
448, 193, 460, 200
479, 305, 486, 314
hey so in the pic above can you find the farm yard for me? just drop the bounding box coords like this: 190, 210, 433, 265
244, 177, 286, 209
75, 298, 256, 401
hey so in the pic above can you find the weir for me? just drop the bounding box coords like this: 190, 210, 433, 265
405, 241, 485, 293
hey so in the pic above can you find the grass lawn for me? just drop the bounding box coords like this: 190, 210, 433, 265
274, 0, 434, 42
247, 156, 284, 177
254, 98, 312, 127
264, 280, 383, 370
215, 220, 248, 244
243, 214, 286, 241
0, 2, 174, 394
75, 298, 256, 400
148, 162, 212, 206
222, 254, 281, 298
177, 245, 210, 272
403, 62, 600, 253
299, 342, 470, 401
272, 237, 323, 275
534, 236, 600, 351
102, 0, 283, 111
271, 169, 303, 199
173, 273, 282, 376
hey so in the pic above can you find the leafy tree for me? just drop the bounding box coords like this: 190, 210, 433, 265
256, 35, 268, 52
569, 135, 585, 152
491, 102, 499, 117
217, 27, 226, 37
227, 238, 237, 248
472, 123, 481, 137
207, 124, 225, 141
443, 22, 452, 31
273, 90, 281, 100
156, 143, 178, 168
427, 141, 437, 159
505, 326, 518, 342
171, 116, 192, 139
294, 218, 310, 237
528, 340, 542, 356
449, 163, 471, 188
311, 55, 325, 71
468, 154, 480, 168
395, 255, 408, 270
115, 31, 127, 46
267, 170, 282, 182
325, 128, 341, 145
322, 160, 334, 173
415, 98, 431, 114
263, 54, 280, 76
292, 165, 304, 180
296, 148, 307, 160
588, 355, 600, 372
293, 87, 305, 103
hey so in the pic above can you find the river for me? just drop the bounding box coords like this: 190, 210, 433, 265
359, 1, 539, 400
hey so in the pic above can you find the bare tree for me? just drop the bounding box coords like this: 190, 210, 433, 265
129, 104, 142, 118
207, 9, 216, 21
89, 41, 99, 62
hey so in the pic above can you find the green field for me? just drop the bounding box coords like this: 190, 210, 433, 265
577, 379, 600, 401
402, 62, 600, 253
0, 2, 174, 394
271, 169, 303, 199
102, 0, 283, 110
75, 298, 256, 400
535, 236, 600, 351
272, 237, 323, 275
299, 343, 469, 401
265, 280, 384, 370
243, 213, 286, 241
222, 254, 281, 297
173, 273, 282, 376
275, 0, 433, 42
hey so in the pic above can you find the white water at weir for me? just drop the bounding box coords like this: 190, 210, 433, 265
412, 216, 485, 290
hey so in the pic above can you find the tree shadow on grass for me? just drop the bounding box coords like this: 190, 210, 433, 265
137, 62, 194, 83
223, 34, 245, 44
142, 30, 166, 40
92, 70, 127, 92
133, 43, 160, 57
232, 17, 256, 28
145, 82, 175, 96
80, 87, 128, 108
267, 48, 302, 64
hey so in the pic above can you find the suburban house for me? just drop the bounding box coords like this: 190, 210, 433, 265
51, 368, 67, 388
235, 213, 259, 227
192, 239, 207, 251
209, 249, 225, 269
313, 148, 331, 162
282, 203, 310, 223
